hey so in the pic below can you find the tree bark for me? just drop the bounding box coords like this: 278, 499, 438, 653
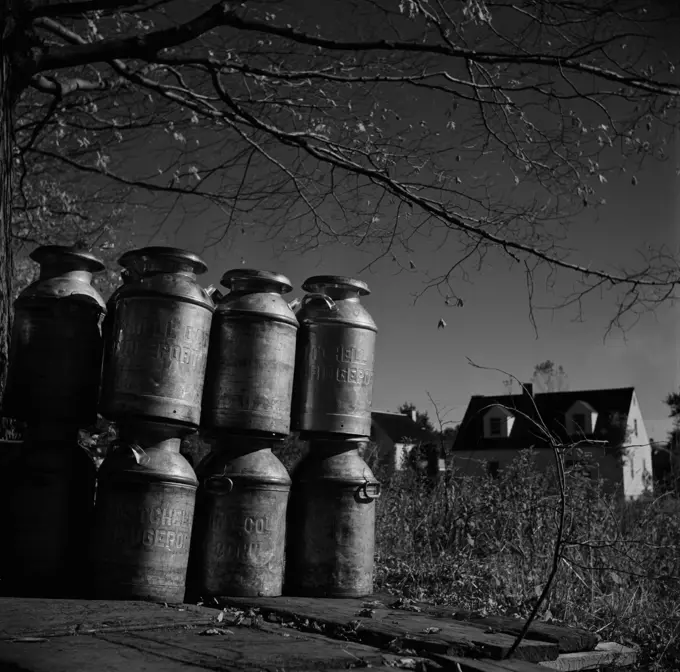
0, 0, 17, 406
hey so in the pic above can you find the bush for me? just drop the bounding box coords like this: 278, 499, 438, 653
374, 449, 680, 671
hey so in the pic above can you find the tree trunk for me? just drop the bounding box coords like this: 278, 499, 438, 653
0, 0, 16, 413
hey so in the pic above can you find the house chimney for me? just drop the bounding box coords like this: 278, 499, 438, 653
523, 383, 534, 397
410, 410, 417, 423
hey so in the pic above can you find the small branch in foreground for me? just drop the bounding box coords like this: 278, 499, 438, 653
465, 359, 567, 660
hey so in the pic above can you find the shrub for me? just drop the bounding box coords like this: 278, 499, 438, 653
374, 449, 680, 671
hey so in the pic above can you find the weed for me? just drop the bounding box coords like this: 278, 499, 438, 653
374, 450, 680, 671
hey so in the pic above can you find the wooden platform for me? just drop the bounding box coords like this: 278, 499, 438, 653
0, 596, 637, 672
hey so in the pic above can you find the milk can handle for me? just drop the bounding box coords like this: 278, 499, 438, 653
205, 285, 223, 301
302, 293, 337, 312
360, 482, 381, 500
204, 476, 234, 494
112, 443, 150, 466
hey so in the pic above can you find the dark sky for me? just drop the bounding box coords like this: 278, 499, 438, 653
118, 127, 677, 443
102, 0, 680, 442
28, 0, 677, 440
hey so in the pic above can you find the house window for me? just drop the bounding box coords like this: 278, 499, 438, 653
633, 419, 638, 437
572, 413, 587, 434
488, 461, 500, 478
489, 418, 502, 437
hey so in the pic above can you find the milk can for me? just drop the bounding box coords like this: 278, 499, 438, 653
3, 432, 97, 598
189, 435, 291, 598
101, 268, 135, 396
202, 269, 298, 437
91, 421, 198, 603
284, 438, 380, 597
100, 247, 214, 428
3, 245, 106, 426
292, 276, 377, 437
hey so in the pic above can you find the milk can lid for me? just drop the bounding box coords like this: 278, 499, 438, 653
119, 247, 208, 275
220, 268, 293, 295
30, 245, 105, 273
302, 275, 370, 296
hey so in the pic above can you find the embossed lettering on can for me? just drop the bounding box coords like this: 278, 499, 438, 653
92, 481, 196, 603
205, 320, 297, 435
104, 297, 212, 425
198, 486, 288, 597
295, 327, 376, 435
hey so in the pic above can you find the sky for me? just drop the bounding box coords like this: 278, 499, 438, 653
115, 134, 680, 444
22, 0, 680, 444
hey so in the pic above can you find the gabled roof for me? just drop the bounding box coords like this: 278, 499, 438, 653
453, 387, 635, 451
371, 411, 432, 444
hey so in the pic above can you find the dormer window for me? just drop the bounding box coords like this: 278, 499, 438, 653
566, 401, 598, 436
484, 405, 515, 439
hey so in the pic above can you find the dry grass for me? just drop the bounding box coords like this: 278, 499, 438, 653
373, 450, 680, 671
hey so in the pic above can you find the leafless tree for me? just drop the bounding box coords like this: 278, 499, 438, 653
3, 0, 680, 391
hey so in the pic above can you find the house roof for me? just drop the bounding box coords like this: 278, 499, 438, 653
371, 411, 432, 444
453, 387, 635, 451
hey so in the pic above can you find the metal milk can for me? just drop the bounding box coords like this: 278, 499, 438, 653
189, 435, 291, 598
3, 245, 106, 426
292, 276, 377, 437
100, 247, 215, 428
284, 438, 380, 598
3, 431, 97, 598
91, 421, 198, 603
202, 269, 299, 437
100, 268, 135, 400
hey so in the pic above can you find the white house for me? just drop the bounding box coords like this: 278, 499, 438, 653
453, 385, 653, 499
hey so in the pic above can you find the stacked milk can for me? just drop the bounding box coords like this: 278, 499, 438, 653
285, 276, 381, 597
189, 268, 298, 598
94, 247, 214, 603
1, 245, 380, 603
2, 246, 105, 597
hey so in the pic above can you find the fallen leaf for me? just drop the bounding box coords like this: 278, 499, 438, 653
12, 637, 48, 643
423, 627, 441, 634
199, 628, 233, 636
362, 600, 384, 608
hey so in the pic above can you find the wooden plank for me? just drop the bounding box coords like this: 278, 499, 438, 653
436, 609, 598, 654
98, 623, 389, 670
0, 598, 213, 640
0, 635, 193, 672
429, 653, 550, 672
1, 620, 400, 672
370, 595, 598, 655
537, 643, 636, 671
218, 596, 559, 663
